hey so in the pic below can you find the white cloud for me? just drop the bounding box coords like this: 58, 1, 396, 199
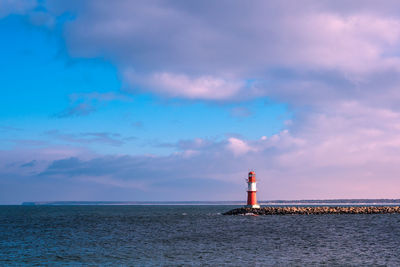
226, 137, 254, 156
125, 70, 243, 100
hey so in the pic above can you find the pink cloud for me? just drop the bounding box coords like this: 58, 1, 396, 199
51, 1, 400, 102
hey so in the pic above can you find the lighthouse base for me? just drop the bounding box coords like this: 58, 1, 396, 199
245, 204, 260, 208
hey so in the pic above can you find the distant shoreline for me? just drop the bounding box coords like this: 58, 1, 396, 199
19, 199, 400, 206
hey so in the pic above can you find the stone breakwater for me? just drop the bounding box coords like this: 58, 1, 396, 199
223, 206, 400, 215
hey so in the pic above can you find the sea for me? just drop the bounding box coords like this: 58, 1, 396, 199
1, 203, 400, 266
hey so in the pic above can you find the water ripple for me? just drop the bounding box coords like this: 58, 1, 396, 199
1, 206, 400, 265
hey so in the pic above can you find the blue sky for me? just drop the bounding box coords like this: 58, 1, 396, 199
0, 14, 289, 156
2, 0, 400, 203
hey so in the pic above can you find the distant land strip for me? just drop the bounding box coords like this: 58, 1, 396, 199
21, 201, 243, 206
224, 206, 400, 215
20, 199, 400, 206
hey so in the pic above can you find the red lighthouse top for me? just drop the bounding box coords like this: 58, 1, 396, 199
248, 171, 256, 182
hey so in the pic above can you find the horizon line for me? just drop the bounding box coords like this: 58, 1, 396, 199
9, 198, 400, 206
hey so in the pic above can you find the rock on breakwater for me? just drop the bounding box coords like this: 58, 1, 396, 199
223, 206, 400, 215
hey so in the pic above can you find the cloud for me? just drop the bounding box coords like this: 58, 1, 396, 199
3, 104, 400, 202
0, 0, 37, 18
54, 92, 132, 118
34, 153, 244, 200
226, 137, 254, 156
55, 103, 96, 118
5, 1, 400, 201
20, 160, 36, 168
38, 0, 400, 103
46, 130, 134, 146
124, 71, 244, 100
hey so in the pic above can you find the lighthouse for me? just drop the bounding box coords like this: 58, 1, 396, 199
246, 171, 260, 208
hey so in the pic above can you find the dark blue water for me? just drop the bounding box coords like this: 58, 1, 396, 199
1, 205, 400, 266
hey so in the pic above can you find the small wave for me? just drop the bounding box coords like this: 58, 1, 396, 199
206, 213, 222, 216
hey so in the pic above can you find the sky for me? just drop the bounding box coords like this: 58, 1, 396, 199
2, 0, 400, 203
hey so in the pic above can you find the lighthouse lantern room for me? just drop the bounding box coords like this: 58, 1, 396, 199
246, 171, 260, 208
